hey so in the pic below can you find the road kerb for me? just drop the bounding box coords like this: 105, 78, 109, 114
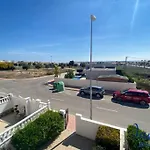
65, 87, 79, 91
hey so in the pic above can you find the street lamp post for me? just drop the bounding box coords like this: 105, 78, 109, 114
90, 15, 96, 120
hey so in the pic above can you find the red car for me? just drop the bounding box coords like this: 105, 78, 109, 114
113, 89, 150, 105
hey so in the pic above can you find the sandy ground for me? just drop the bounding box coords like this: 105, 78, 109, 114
0, 68, 68, 79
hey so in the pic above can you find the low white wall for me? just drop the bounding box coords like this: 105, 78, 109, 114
76, 114, 127, 150
0, 96, 13, 114
11, 95, 48, 115
0, 93, 48, 116
85, 69, 116, 80
55, 77, 136, 91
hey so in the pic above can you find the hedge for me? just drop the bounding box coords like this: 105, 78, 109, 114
64, 70, 75, 78
11, 110, 64, 150
92, 144, 106, 150
95, 126, 120, 150
116, 69, 134, 83
127, 125, 150, 150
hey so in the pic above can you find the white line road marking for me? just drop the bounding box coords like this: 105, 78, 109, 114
96, 107, 118, 112
51, 98, 64, 101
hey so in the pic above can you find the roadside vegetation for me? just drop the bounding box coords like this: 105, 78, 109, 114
64, 70, 75, 78
12, 110, 64, 150
0, 62, 15, 71
93, 125, 120, 150
116, 66, 150, 92
127, 125, 150, 150
0, 61, 76, 79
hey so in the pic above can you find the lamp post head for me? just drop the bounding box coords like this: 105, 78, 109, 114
91, 15, 96, 21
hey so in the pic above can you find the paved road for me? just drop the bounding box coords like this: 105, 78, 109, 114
0, 76, 150, 132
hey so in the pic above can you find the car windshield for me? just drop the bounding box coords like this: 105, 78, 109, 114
99, 87, 104, 91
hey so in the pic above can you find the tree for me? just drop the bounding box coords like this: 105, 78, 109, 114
54, 65, 60, 77
44, 63, 50, 68
22, 64, 29, 70
10, 66, 15, 71
35, 63, 43, 69
74, 64, 78, 67
18, 61, 25, 67
28, 62, 32, 67
33, 62, 36, 66
14, 63, 18, 66
59, 63, 65, 69
64, 70, 74, 78
69, 60, 74, 67
80, 62, 86, 68
0, 62, 15, 70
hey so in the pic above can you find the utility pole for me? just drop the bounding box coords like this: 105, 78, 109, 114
89, 15, 96, 120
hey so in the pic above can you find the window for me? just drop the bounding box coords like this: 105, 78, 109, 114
121, 89, 129, 94
124, 92, 135, 96
92, 87, 98, 91
138, 93, 149, 97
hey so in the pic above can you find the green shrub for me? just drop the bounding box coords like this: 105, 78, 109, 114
64, 70, 75, 78
95, 126, 120, 150
11, 110, 64, 150
93, 145, 106, 150
116, 69, 134, 83
127, 125, 150, 150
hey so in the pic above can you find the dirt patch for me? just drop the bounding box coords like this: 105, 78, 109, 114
0, 69, 50, 79
0, 68, 70, 79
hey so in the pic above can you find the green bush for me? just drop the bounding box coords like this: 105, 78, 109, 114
127, 125, 150, 150
95, 126, 120, 150
93, 145, 106, 150
64, 70, 75, 78
11, 110, 64, 150
116, 69, 134, 83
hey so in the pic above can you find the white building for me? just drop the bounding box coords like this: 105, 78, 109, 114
84, 68, 116, 80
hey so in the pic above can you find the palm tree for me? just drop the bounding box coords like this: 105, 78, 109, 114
54, 65, 59, 77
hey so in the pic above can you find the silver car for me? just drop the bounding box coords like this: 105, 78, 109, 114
79, 86, 105, 98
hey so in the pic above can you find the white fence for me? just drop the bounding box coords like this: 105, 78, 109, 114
0, 95, 13, 114
55, 77, 136, 91
0, 93, 50, 116
0, 105, 48, 149
76, 114, 127, 150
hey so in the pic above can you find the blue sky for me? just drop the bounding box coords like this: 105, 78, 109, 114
0, 0, 150, 62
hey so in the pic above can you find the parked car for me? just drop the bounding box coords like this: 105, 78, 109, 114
113, 89, 150, 105
79, 86, 105, 98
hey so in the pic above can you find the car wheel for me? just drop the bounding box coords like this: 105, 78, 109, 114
100, 94, 104, 98
80, 91, 85, 96
96, 93, 101, 98
140, 101, 147, 106
116, 97, 122, 101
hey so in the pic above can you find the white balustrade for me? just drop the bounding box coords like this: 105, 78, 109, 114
39, 101, 47, 108
0, 105, 48, 147
0, 95, 11, 104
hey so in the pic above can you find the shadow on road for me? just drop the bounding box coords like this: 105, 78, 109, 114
111, 98, 149, 109
76, 93, 103, 100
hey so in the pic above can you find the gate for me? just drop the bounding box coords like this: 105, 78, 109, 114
65, 108, 69, 129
